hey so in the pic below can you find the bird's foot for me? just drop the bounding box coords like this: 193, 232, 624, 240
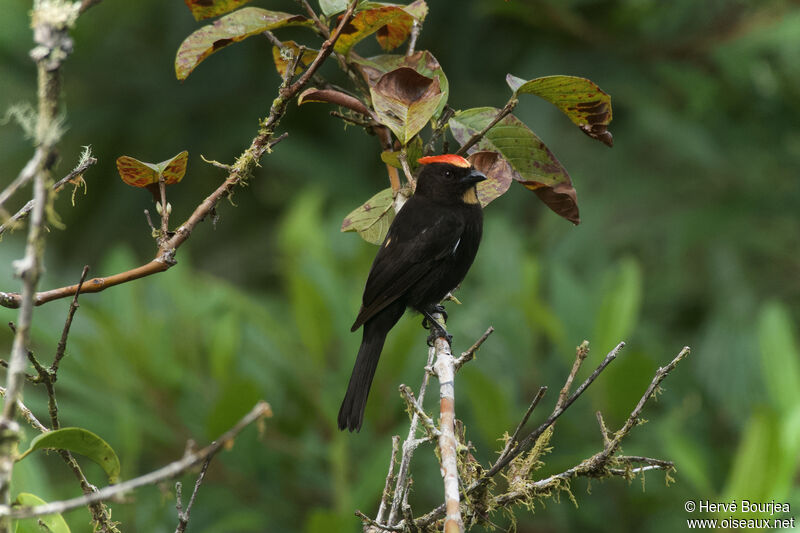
421, 304, 448, 329
423, 309, 453, 346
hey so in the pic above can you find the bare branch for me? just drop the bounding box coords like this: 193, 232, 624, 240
175, 456, 212, 533
454, 326, 494, 370
375, 435, 400, 524
1, 401, 272, 520
387, 344, 436, 524
52, 265, 89, 376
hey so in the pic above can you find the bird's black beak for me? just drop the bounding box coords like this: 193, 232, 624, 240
460, 169, 486, 185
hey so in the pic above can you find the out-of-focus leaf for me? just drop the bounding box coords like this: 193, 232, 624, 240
18, 428, 121, 483
462, 366, 513, 447
371, 67, 442, 145
206, 378, 261, 439
723, 410, 795, 516
208, 312, 241, 382
272, 41, 318, 77
592, 257, 642, 356
450, 107, 579, 223
183, 0, 253, 21
467, 151, 514, 207
354, 50, 448, 117
507, 74, 613, 146
175, 8, 311, 80
333, 1, 427, 54
758, 301, 800, 415
13, 493, 70, 533
305, 509, 354, 533
318, 0, 347, 17
380, 136, 423, 172
116, 151, 188, 188
341, 187, 395, 245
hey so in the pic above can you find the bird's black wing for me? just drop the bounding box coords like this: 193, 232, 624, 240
351, 201, 464, 332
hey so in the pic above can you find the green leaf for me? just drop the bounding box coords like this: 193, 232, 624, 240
462, 367, 512, 446
18, 428, 121, 484
333, 1, 427, 55
341, 188, 395, 245
449, 107, 579, 224
371, 68, 443, 145
380, 136, 423, 172
208, 312, 241, 382
206, 378, 261, 439
318, 0, 347, 17
354, 50, 448, 117
592, 257, 642, 356
723, 410, 795, 515
13, 493, 71, 533
758, 301, 800, 415
507, 74, 613, 147
183, 0, 253, 21
175, 8, 311, 80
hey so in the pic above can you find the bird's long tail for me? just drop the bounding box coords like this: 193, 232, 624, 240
338, 301, 405, 432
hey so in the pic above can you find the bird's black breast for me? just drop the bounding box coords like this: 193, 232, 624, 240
404, 202, 483, 312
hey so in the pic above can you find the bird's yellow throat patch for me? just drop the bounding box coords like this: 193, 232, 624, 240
462, 186, 479, 205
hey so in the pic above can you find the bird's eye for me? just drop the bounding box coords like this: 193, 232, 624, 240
444, 170, 453, 178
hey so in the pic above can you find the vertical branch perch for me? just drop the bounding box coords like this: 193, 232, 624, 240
432, 333, 463, 533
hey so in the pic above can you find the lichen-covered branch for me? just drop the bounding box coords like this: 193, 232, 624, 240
0, 0, 361, 311
364, 338, 689, 532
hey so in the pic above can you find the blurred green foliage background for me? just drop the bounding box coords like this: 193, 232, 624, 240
1, 0, 799, 531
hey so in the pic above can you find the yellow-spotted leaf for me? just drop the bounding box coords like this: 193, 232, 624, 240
184, 0, 253, 21
467, 151, 514, 207
175, 8, 311, 80
371, 67, 442, 145
116, 151, 188, 188
272, 41, 319, 77
507, 74, 613, 147
354, 50, 448, 117
450, 107, 579, 224
18, 427, 121, 483
341, 187, 395, 245
334, 1, 427, 55
380, 136, 423, 172
13, 493, 70, 533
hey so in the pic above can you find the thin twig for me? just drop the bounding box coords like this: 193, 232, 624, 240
387, 344, 436, 524
400, 385, 440, 439
556, 340, 590, 410
406, 20, 421, 57
493, 386, 547, 468
0, 387, 47, 433
1, 401, 272, 520
375, 435, 400, 524
175, 456, 212, 533
52, 265, 90, 376
454, 98, 518, 156
454, 326, 494, 370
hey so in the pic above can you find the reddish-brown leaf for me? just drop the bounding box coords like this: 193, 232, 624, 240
334, 1, 427, 54
175, 8, 310, 80
371, 67, 442, 144
467, 151, 514, 207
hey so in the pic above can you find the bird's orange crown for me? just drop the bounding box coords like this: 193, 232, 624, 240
417, 154, 471, 168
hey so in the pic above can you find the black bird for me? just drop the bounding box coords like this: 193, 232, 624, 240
338, 154, 486, 432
